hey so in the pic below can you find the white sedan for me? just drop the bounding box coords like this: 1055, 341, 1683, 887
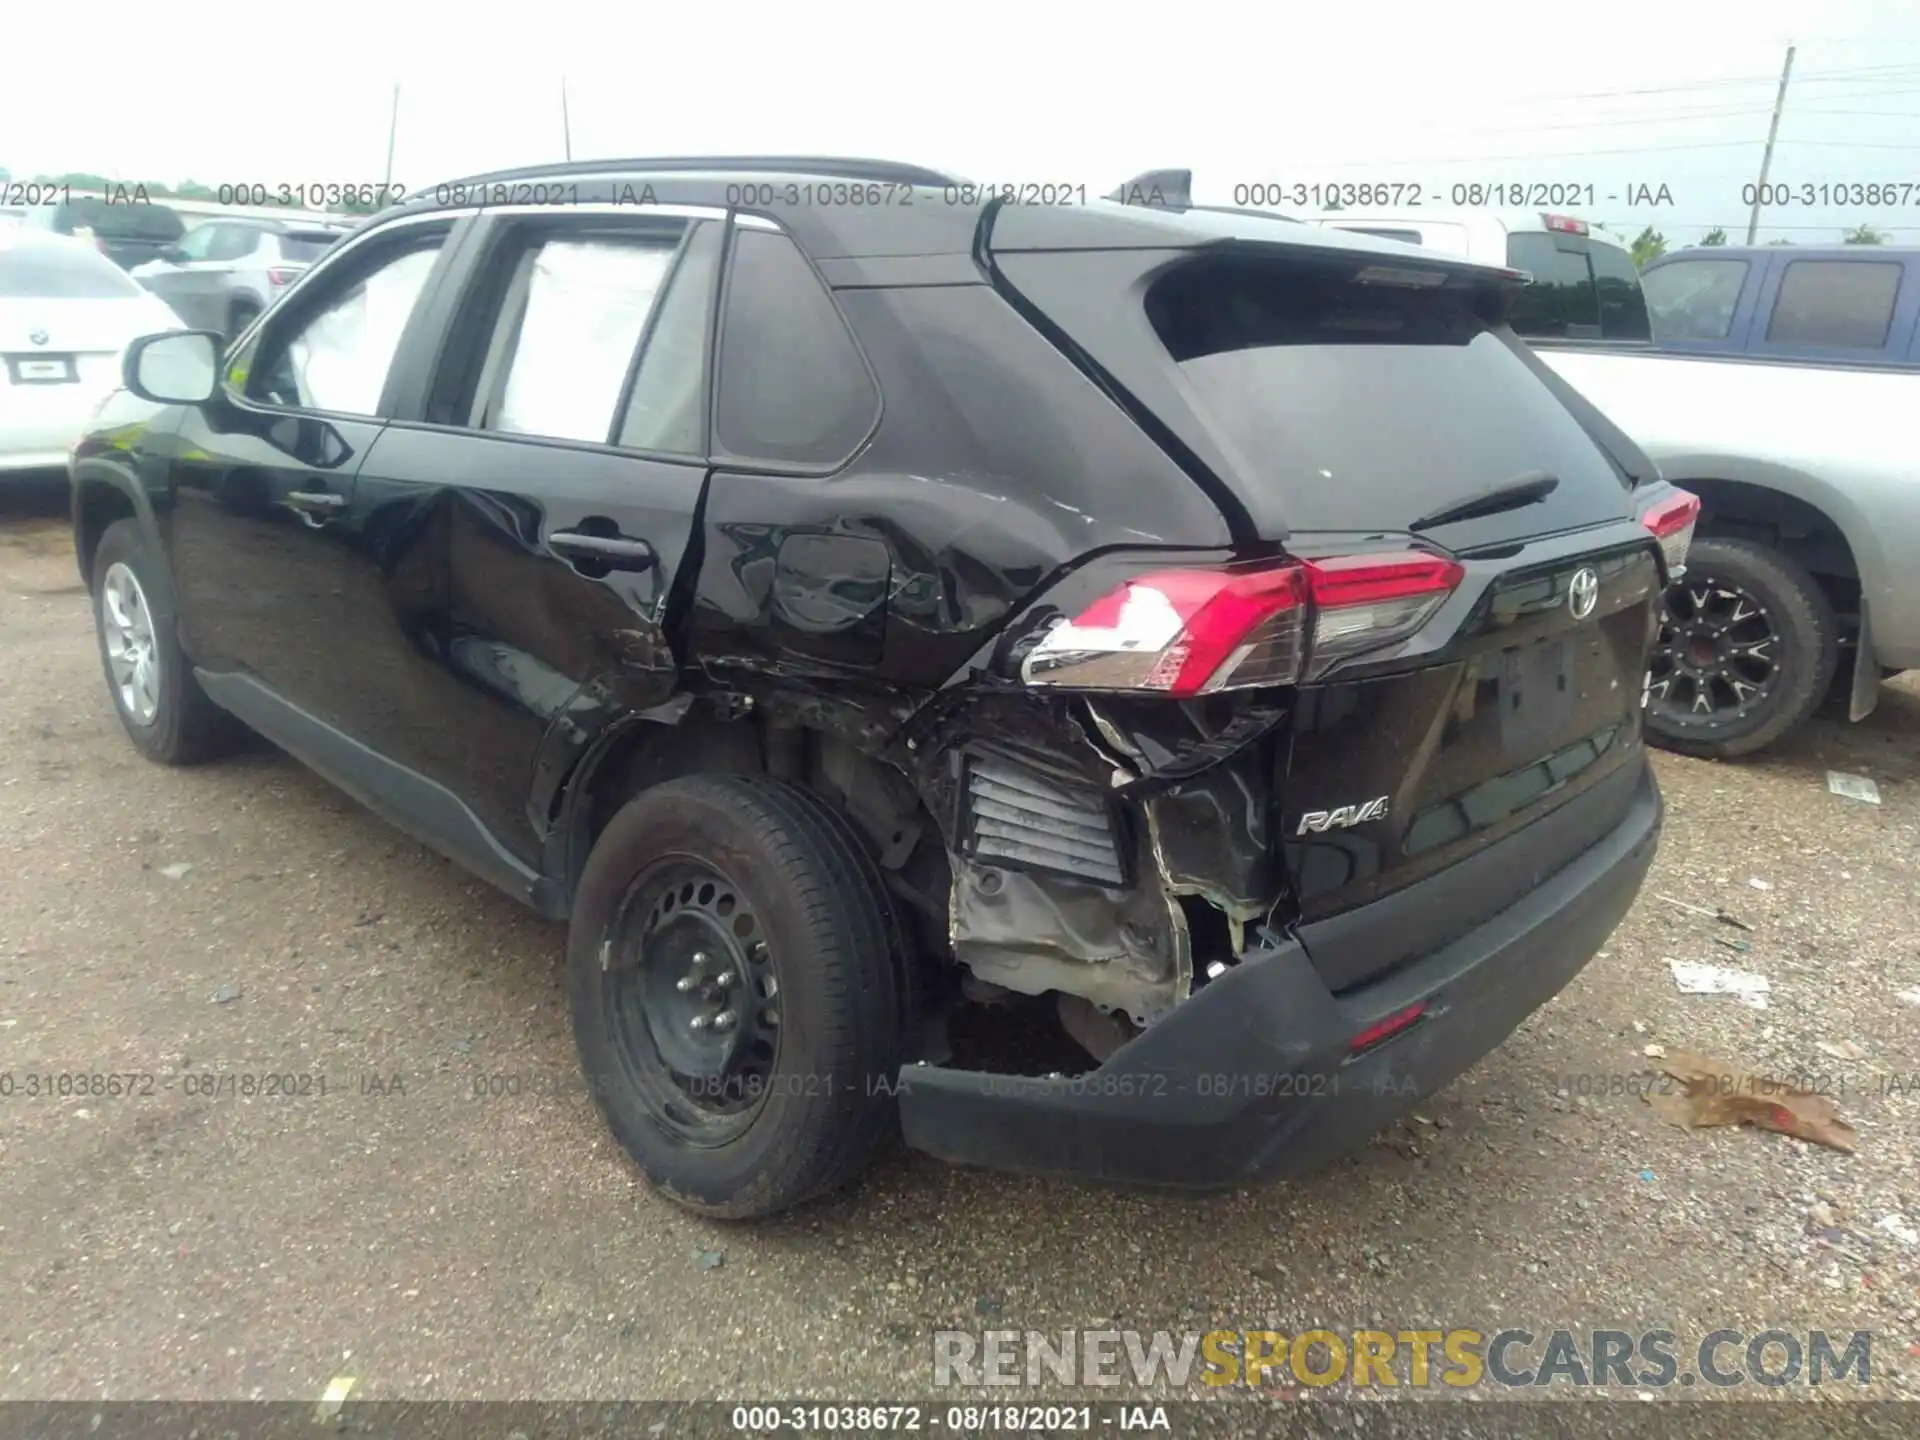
1, 228, 183, 475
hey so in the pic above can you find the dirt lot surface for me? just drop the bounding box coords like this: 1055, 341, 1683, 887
3, 488, 1918, 1414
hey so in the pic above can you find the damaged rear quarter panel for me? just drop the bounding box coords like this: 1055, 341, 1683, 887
903, 687, 1295, 1029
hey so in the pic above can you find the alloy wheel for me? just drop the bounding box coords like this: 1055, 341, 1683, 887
100, 561, 161, 726
1647, 578, 1780, 723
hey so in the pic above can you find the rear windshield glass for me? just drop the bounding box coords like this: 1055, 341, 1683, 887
280, 233, 340, 263
1505, 233, 1650, 341
0, 242, 142, 298
1145, 255, 1626, 534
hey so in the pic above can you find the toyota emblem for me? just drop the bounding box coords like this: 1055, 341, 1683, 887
28, 328, 49, 347
1568, 567, 1600, 620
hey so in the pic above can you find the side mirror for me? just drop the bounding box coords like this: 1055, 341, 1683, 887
123, 331, 222, 405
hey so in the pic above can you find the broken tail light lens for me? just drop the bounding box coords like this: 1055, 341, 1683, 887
1020, 552, 1463, 698
1639, 489, 1699, 576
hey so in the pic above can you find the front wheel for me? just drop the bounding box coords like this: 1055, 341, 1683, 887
567, 774, 904, 1218
1645, 536, 1837, 759
90, 519, 245, 765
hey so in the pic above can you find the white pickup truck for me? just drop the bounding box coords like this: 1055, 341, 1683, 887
1307, 208, 1920, 757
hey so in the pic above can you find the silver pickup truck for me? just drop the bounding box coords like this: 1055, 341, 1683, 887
1309, 209, 1920, 757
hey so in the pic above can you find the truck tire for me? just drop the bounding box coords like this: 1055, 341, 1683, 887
90, 519, 245, 765
568, 774, 904, 1218
1646, 536, 1837, 759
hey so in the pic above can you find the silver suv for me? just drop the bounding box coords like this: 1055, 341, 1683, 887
131, 218, 352, 338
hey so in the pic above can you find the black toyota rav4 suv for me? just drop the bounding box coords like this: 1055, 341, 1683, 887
71, 157, 1689, 1218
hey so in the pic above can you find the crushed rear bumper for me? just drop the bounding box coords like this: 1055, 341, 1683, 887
896, 758, 1661, 1188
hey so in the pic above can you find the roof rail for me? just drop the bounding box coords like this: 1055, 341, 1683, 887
426, 155, 964, 192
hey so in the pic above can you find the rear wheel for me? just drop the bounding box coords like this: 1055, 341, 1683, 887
91, 519, 244, 765
1645, 536, 1836, 759
567, 774, 903, 1218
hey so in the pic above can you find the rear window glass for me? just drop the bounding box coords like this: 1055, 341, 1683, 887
1766, 260, 1901, 349
1588, 241, 1652, 341
1643, 259, 1749, 340
0, 242, 142, 298
281, 233, 341, 263
1145, 255, 1625, 535
1504, 234, 1650, 341
64, 198, 185, 242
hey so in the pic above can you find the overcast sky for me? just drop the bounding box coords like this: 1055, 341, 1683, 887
7, 0, 1917, 246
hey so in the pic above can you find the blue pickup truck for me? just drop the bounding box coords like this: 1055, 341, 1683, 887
1640, 246, 1920, 366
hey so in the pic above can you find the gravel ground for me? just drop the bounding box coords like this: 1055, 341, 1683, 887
3, 486, 1917, 1413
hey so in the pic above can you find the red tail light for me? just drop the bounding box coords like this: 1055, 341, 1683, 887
1020, 551, 1464, 698
1639, 489, 1699, 576
1542, 213, 1589, 236
267, 268, 300, 287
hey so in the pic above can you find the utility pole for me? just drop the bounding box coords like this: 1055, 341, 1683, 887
383, 83, 400, 193
1745, 44, 1795, 245
561, 80, 573, 161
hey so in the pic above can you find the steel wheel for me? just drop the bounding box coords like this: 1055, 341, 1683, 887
100, 561, 161, 725
1647, 578, 1781, 724
601, 858, 783, 1146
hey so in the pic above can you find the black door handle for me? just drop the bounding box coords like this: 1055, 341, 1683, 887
287, 490, 346, 513
549, 530, 657, 570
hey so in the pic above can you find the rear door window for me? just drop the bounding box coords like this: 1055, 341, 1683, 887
1764, 260, 1901, 350
485, 235, 681, 444
712, 225, 879, 468
1643, 259, 1750, 340
618, 220, 724, 454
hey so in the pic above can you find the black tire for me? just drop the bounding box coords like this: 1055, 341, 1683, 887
90, 519, 244, 765
1646, 536, 1837, 759
568, 774, 904, 1219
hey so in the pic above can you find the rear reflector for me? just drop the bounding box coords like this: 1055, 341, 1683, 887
1639, 489, 1699, 575
266, 268, 301, 287
1021, 551, 1463, 698
1542, 213, 1589, 235
1349, 1001, 1427, 1055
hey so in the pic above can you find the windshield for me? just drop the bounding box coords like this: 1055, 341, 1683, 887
0, 242, 143, 298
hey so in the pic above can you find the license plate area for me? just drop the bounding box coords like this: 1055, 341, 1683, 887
1499, 636, 1576, 754
6, 354, 79, 384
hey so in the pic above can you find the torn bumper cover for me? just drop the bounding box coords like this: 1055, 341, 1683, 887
898, 761, 1662, 1189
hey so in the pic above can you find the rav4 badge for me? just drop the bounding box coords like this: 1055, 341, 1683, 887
1297, 796, 1390, 835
